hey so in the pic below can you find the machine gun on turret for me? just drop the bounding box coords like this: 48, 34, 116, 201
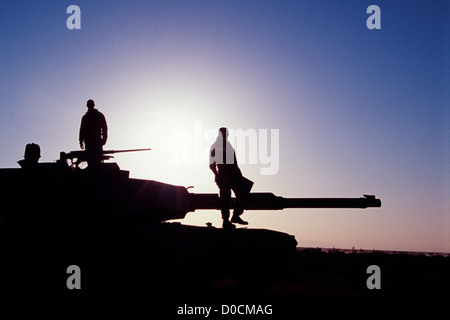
59, 148, 151, 167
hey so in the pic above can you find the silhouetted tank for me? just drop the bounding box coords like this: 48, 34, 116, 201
0, 149, 381, 221
0, 149, 381, 296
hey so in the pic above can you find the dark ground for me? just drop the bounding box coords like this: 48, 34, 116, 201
155, 247, 450, 317
199, 247, 450, 317
261, 247, 450, 300
2, 244, 449, 316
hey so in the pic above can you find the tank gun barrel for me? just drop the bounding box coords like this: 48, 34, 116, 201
191, 193, 381, 211
277, 194, 381, 209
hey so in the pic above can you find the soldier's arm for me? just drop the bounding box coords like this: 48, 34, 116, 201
101, 114, 108, 144
209, 148, 218, 175
79, 118, 85, 149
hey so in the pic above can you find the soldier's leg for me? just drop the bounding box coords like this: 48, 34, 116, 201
232, 187, 244, 216
230, 186, 248, 225
220, 187, 235, 229
219, 186, 231, 221
85, 144, 103, 167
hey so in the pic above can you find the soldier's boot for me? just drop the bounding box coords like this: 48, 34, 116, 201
231, 215, 248, 225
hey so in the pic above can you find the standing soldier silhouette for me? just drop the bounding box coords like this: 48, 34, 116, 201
209, 127, 253, 229
79, 99, 108, 165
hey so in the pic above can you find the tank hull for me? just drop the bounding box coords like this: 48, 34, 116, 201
0, 216, 297, 296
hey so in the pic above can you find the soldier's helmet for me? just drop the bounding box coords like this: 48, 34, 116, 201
24, 143, 41, 163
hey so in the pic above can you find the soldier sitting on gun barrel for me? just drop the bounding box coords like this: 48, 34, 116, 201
209, 127, 253, 229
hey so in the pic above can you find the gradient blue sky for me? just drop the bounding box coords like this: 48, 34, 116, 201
1, 0, 448, 252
